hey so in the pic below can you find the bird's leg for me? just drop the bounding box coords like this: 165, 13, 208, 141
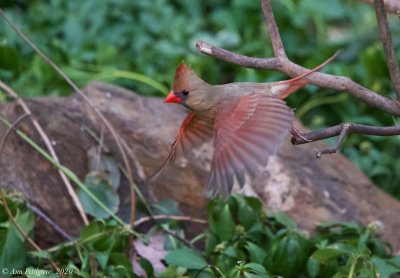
290, 125, 312, 143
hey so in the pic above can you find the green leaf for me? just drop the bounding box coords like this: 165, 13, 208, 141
272, 212, 297, 229
109, 252, 134, 269
357, 233, 369, 251
187, 269, 214, 278
0, 225, 27, 278
80, 220, 102, 239
139, 257, 154, 277
93, 234, 115, 252
245, 242, 267, 264
244, 263, 267, 274
244, 273, 270, 278
217, 204, 235, 241
224, 246, 237, 258
301, 0, 345, 19
30, 250, 51, 259
153, 199, 182, 217
97, 43, 118, 65
392, 256, 400, 267
95, 251, 109, 270
243, 196, 263, 212
238, 202, 256, 229
157, 265, 185, 278
14, 209, 34, 242
311, 248, 349, 264
0, 198, 18, 223
63, 17, 83, 46
78, 173, 120, 219
317, 221, 360, 230
87, 153, 121, 189
306, 258, 320, 277
0, 46, 20, 71
228, 268, 240, 278
92, 235, 116, 269
372, 257, 400, 278
164, 247, 208, 270
332, 273, 347, 278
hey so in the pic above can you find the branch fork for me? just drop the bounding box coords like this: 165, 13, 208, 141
196, 0, 400, 157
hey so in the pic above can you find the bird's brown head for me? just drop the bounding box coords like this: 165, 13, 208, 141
165, 62, 212, 111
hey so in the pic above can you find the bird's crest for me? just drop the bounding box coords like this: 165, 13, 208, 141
172, 61, 200, 92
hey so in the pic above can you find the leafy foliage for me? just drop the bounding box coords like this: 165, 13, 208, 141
0, 195, 34, 278
0, 193, 135, 277
77, 173, 120, 219
1, 191, 400, 277
161, 195, 400, 278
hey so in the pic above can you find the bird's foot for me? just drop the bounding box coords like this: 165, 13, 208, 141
290, 126, 312, 143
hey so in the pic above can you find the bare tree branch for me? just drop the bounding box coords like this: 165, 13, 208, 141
196, 41, 279, 70
291, 123, 400, 157
260, 0, 286, 58
196, 0, 400, 157
196, 40, 400, 116
374, 0, 400, 100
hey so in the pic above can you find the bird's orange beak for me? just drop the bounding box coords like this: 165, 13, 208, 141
165, 90, 182, 103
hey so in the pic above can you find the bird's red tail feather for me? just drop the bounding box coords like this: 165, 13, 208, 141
278, 51, 340, 99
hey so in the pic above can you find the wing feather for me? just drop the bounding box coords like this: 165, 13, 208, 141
151, 112, 213, 180
206, 94, 294, 199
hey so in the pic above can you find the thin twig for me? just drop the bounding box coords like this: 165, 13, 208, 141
292, 123, 400, 144
0, 113, 64, 276
26, 202, 73, 241
134, 215, 207, 253
260, 0, 286, 58
314, 124, 350, 158
0, 8, 136, 252
374, 0, 400, 100
95, 125, 104, 171
291, 123, 400, 157
0, 114, 29, 156
163, 229, 201, 252
90, 252, 98, 278
0, 80, 89, 225
134, 214, 208, 227
196, 40, 279, 70
46, 240, 77, 253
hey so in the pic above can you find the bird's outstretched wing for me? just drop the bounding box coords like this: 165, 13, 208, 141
206, 94, 294, 198
150, 112, 214, 180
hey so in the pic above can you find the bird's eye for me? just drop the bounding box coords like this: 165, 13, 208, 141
182, 90, 189, 96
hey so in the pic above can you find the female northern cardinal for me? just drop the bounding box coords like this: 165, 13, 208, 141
156, 54, 337, 198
